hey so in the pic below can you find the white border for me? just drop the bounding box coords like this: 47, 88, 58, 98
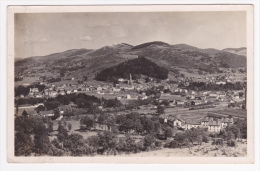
1, 0, 259, 170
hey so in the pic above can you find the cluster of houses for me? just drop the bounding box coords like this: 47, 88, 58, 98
159, 88, 245, 107
23, 75, 246, 112
160, 115, 234, 133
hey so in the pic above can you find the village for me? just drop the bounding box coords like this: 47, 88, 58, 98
15, 69, 246, 136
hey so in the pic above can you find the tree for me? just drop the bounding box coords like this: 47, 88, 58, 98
15, 131, 33, 156
56, 95, 70, 105
15, 85, 30, 97
124, 135, 137, 153
57, 125, 68, 142
22, 110, 29, 117
98, 131, 117, 152
135, 121, 144, 134
80, 116, 96, 130
51, 108, 60, 120
164, 127, 173, 138
60, 72, 65, 77
63, 133, 90, 156
33, 121, 51, 155
119, 119, 135, 133
44, 99, 60, 110
143, 134, 155, 148
35, 105, 46, 114
156, 105, 165, 114
87, 135, 100, 150
67, 123, 72, 131
47, 121, 54, 133
83, 75, 88, 81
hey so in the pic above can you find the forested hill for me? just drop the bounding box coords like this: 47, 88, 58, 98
95, 56, 169, 82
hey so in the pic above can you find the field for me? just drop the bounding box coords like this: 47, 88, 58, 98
15, 77, 40, 87
51, 118, 99, 140
208, 109, 247, 119
164, 106, 246, 122
15, 106, 36, 116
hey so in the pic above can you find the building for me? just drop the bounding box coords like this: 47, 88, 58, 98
200, 117, 212, 127
39, 110, 54, 117
208, 120, 222, 132
185, 121, 201, 130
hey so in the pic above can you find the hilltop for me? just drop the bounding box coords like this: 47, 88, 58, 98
132, 41, 170, 50
222, 47, 247, 56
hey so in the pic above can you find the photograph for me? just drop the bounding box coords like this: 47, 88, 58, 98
7, 5, 254, 163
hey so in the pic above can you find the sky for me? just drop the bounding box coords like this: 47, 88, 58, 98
15, 12, 246, 58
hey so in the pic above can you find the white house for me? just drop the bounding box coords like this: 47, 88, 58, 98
185, 121, 201, 130
208, 120, 222, 132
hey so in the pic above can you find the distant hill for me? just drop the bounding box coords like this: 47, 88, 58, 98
214, 51, 246, 68
15, 42, 247, 81
171, 44, 221, 55
171, 44, 200, 51
132, 41, 170, 50
222, 47, 247, 56
95, 56, 169, 82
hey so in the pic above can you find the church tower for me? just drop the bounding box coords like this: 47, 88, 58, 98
129, 73, 132, 84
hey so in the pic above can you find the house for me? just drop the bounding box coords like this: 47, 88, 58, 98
208, 120, 222, 132
190, 100, 202, 106
182, 89, 188, 93
202, 91, 210, 95
49, 91, 57, 97
209, 93, 218, 98
126, 94, 131, 99
173, 119, 182, 127
159, 94, 186, 103
35, 94, 43, 98
176, 100, 186, 105
97, 87, 102, 91
112, 87, 121, 92
191, 91, 196, 95
39, 110, 54, 117
30, 88, 39, 93
97, 91, 105, 95
218, 118, 234, 128
233, 94, 240, 99
124, 85, 135, 90
59, 91, 66, 95
216, 92, 226, 98
200, 117, 212, 126
216, 81, 226, 85
185, 121, 201, 130
58, 105, 68, 114
118, 78, 125, 82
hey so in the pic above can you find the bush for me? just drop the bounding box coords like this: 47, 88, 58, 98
227, 139, 236, 147
202, 136, 208, 143
167, 140, 179, 148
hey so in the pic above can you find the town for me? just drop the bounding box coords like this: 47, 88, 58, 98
15, 60, 247, 157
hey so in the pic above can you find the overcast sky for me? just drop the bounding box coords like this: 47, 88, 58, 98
15, 12, 246, 58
